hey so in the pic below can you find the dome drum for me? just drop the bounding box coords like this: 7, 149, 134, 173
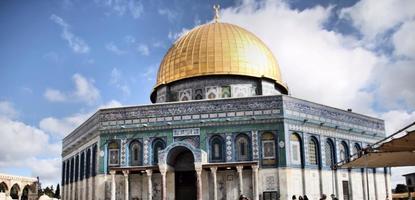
151, 75, 284, 103
152, 22, 288, 103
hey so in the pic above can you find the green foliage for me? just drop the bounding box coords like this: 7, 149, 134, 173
395, 184, 409, 193
54, 184, 61, 199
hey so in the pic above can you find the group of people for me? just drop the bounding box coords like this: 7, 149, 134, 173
291, 195, 310, 200
292, 194, 339, 200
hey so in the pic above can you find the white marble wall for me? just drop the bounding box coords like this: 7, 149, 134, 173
73, 167, 390, 200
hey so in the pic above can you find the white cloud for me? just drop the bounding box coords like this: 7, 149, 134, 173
158, 8, 178, 22
168, 28, 190, 41
340, 0, 415, 41
220, 0, 415, 188
124, 35, 136, 44
39, 100, 122, 138
50, 14, 90, 54
30, 158, 61, 187
0, 101, 18, 119
381, 110, 415, 135
222, 1, 379, 113
0, 117, 57, 165
44, 73, 100, 104
72, 73, 100, 104
106, 42, 126, 55
110, 68, 131, 96
39, 113, 91, 137
137, 44, 149, 56
371, 59, 415, 110
44, 88, 66, 102
96, 0, 143, 19
392, 20, 415, 58
141, 65, 156, 82
98, 100, 122, 109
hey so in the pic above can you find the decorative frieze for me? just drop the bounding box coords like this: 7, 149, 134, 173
173, 128, 200, 137
287, 123, 378, 144
283, 96, 384, 132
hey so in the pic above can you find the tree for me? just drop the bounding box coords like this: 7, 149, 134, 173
54, 184, 61, 199
43, 186, 54, 198
395, 184, 408, 193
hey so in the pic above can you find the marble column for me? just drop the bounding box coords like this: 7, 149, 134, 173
159, 165, 167, 200
236, 165, 244, 196
110, 170, 116, 200
123, 170, 129, 200
210, 167, 218, 200
146, 169, 153, 200
252, 165, 259, 200
195, 163, 203, 200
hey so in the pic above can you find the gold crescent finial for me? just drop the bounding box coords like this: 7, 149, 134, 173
213, 4, 220, 22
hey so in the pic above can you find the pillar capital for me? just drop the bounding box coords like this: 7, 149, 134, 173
109, 170, 116, 175
236, 165, 244, 172
146, 169, 153, 176
159, 164, 168, 175
195, 162, 203, 175
210, 166, 218, 174
252, 165, 259, 171
122, 170, 129, 176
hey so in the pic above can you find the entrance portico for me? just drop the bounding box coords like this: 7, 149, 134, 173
109, 142, 259, 200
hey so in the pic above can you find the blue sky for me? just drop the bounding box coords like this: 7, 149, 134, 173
0, 0, 414, 187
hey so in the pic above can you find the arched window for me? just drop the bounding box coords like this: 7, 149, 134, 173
195, 89, 203, 100
86, 148, 91, 178
61, 161, 65, 186
236, 134, 251, 161
325, 139, 335, 167
10, 184, 20, 199
308, 137, 319, 165
80, 152, 85, 180
0, 182, 8, 193
339, 141, 349, 162
130, 140, 143, 166
353, 143, 361, 156
65, 161, 70, 185
153, 139, 166, 165
70, 157, 74, 183
92, 144, 97, 177
262, 132, 277, 166
108, 141, 120, 166
290, 133, 302, 165
210, 135, 224, 162
262, 132, 276, 159
75, 155, 79, 182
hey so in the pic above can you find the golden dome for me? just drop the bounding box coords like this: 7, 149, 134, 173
155, 21, 287, 93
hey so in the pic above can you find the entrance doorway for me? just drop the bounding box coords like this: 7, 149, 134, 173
167, 147, 197, 200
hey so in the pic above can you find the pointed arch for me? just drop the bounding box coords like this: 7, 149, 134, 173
209, 135, 225, 162
261, 132, 277, 166
308, 136, 320, 166
0, 182, 8, 193
129, 140, 143, 166
235, 133, 251, 161
10, 183, 20, 199
108, 140, 120, 166
290, 132, 303, 166
339, 141, 350, 162
325, 138, 336, 167
152, 138, 166, 165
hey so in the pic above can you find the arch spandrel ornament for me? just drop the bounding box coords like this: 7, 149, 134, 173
157, 141, 207, 166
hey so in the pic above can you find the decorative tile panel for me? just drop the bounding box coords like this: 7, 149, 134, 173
143, 138, 149, 165
252, 131, 259, 160
226, 134, 233, 161
121, 139, 127, 166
